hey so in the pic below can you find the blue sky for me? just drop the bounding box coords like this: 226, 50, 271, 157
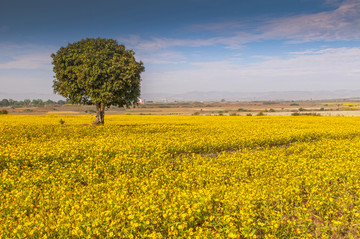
1, 0, 360, 99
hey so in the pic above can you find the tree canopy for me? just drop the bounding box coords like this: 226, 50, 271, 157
51, 38, 144, 124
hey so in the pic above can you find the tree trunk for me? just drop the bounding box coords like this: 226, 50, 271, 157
92, 102, 105, 125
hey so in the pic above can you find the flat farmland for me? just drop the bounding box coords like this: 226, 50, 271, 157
2, 115, 360, 238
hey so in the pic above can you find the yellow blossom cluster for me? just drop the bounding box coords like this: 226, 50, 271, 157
1, 115, 360, 238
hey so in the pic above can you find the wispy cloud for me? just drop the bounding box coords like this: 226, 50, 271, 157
142, 47, 360, 93
197, 0, 360, 44
120, 35, 197, 65
0, 53, 52, 69
244, 47, 360, 77
0, 44, 53, 69
123, 0, 360, 53
139, 51, 186, 65
120, 35, 217, 52
261, 0, 360, 43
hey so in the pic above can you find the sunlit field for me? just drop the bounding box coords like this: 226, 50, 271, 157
2, 115, 360, 238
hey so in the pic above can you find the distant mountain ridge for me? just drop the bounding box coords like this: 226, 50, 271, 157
141, 90, 360, 102
2, 90, 360, 102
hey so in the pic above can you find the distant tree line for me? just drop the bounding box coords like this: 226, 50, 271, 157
0, 99, 67, 107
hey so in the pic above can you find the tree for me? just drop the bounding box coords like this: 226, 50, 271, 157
51, 38, 145, 125
45, 99, 55, 105
23, 99, 31, 106
0, 99, 9, 106
57, 100, 66, 105
32, 99, 44, 107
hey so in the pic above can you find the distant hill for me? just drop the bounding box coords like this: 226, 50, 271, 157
142, 90, 360, 102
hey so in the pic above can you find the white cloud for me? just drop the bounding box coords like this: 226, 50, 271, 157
142, 47, 360, 93
120, 35, 217, 52
0, 53, 52, 69
262, 0, 360, 43
136, 50, 187, 65
244, 48, 360, 77
120, 36, 199, 65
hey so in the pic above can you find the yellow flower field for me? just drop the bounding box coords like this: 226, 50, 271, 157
1, 115, 360, 238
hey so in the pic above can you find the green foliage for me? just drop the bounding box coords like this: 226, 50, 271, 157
32, 99, 44, 107
0, 99, 9, 106
59, 119, 65, 125
85, 109, 96, 114
51, 38, 145, 108
0, 110, 8, 114
0, 99, 65, 107
291, 112, 321, 116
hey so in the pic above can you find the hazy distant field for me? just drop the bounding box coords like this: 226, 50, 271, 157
2, 115, 360, 238
3, 100, 360, 117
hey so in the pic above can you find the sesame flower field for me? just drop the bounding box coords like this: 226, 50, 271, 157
1, 115, 360, 238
